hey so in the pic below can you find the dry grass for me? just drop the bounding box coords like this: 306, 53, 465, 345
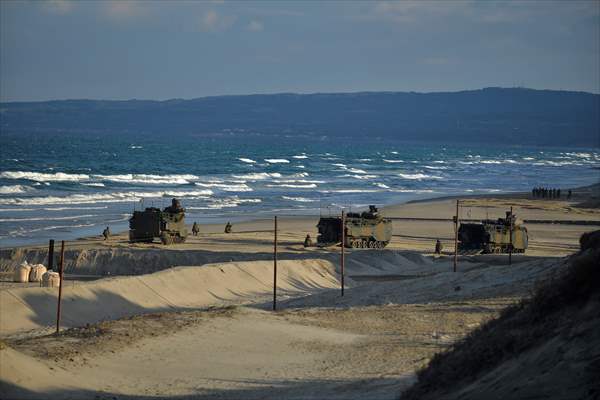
401, 231, 600, 400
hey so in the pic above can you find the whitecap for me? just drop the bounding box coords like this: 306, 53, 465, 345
398, 173, 442, 180
82, 183, 105, 187
282, 196, 316, 202
383, 159, 404, 163
238, 158, 256, 164
0, 185, 32, 194
195, 182, 253, 192
292, 155, 308, 159
374, 183, 390, 189
1, 171, 90, 182
264, 159, 290, 163
267, 183, 317, 189
232, 172, 282, 180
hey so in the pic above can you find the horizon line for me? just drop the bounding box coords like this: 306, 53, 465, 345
2, 86, 599, 104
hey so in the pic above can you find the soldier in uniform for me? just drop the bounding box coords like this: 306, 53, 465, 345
192, 222, 199, 236
102, 226, 110, 241
224, 222, 232, 234
304, 234, 313, 248
165, 198, 184, 213
435, 239, 443, 255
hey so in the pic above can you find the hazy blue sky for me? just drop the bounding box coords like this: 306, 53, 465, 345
1, 0, 599, 101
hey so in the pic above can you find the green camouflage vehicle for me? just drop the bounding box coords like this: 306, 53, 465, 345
129, 198, 188, 245
458, 211, 528, 254
317, 205, 393, 248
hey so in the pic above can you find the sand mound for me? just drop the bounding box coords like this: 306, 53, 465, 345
0, 259, 340, 336
401, 233, 600, 400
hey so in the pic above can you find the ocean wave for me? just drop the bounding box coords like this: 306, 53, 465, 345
238, 158, 256, 164
522, 157, 535, 161
398, 173, 442, 180
267, 183, 317, 189
347, 168, 367, 174
273, 179, 326, 184
282, 196, 316, 202
292, 155, 308, 159
94, 174, 197, 185
1, 171, 90, 182
391, 151, 399, 155
357, 158, 372, 162
345, 174, 378, 180
264, 159, 290, 163
331, 163, 347, 168
232, 172, 282, 180
383, 159, 403, 163
82, 183, 105, 187
480, 160, 502, 164
0, 189, 214, 206
195, 182, 253, 192
129, 145, 143, 149
320, 189, 380, 193
188, 197, 262, 210
0, 185, 32, 194
0, 214, 97, 222
374, 183, 390, 189
424, 166, 448, 170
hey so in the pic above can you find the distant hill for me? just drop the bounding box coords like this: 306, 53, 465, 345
1, 88, 598, 147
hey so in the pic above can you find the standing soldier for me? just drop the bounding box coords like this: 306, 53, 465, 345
224, 222, 232, 234
192, 222, 199, 236
102, 226, 110, 241
435, 239, 443, 255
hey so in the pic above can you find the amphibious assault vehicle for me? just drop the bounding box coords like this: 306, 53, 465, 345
317, 205, 393, 248
129, 198, 188, 245
458, 211, 528, 254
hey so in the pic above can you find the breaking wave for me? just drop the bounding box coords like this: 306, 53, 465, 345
0, 185, 32, 194
398, 173, 442, 180
264, 159, 290, 163
0, 190, 214, 206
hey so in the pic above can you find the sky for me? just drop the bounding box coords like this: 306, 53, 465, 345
1, 0, 599, 102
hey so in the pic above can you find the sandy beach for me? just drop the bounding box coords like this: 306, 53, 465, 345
1, 187, 599, 399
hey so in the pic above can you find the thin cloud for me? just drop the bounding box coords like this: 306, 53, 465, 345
42, 0, 75, 15
247, 20, 264, 32
105, 0, 145, 20
199, 10, 237, 32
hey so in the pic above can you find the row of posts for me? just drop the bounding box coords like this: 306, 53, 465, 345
46, 239, 65, 334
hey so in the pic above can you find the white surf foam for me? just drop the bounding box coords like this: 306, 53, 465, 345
292, 155, 308, 159
0, 214, 96, 223
1, 171, 90, 182
0, 190, 214, 206
398, 173, 442, 180
282, 196, 316, 202
232, 172, 282, 180
267, 183, 317, 189
195, 182, 253, 192
0, 185, 32, 194
264, 159, 290, 163
383, 159, 404, 163
238, 158, 256, 164
94, 174, 197, 185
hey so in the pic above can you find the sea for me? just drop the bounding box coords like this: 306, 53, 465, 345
1, 133, 598, 247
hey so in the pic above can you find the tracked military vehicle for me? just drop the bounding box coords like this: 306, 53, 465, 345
458, 211, 528, 254
129, 198, 188, 245
317, 205, 393, 248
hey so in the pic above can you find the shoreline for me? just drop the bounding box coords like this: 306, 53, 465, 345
2, 184, 599, 251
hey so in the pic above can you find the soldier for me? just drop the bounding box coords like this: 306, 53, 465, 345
102, 226, 110, 241
192, 222, 199, 236
304, 234, 313, 248
165, 198, 183, 213
567, 189, 572, 200
224, 222, 232, 234
557, 188, 561, 199
435, 239, 443, 255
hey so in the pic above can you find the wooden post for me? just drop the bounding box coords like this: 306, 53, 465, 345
341, 210, 345, 296
48, 239, 55, 271
273, 216, 277, 311
508, 206, 513, 266
454, 200, 459, 273
56, 240, 65, 334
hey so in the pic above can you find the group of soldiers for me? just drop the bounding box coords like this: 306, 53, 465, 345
190, 221, 233, 236
532, 187, 572, 200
